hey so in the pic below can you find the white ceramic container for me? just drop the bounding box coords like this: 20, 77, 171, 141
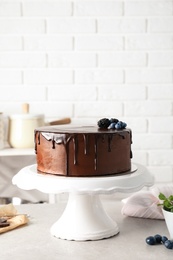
162, 208, 173, 239
8, 114, 44, 148
0, 112, 4, 149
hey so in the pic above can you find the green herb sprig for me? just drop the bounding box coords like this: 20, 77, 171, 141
158, 192, 173, 212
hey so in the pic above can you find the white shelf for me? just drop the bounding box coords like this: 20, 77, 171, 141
0, 147, 35, 156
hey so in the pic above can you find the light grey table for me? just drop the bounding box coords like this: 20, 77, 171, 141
1, 200, 172, 260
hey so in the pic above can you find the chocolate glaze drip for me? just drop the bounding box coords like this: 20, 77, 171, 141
35, 126, 132, 174
101, 134, 105, 143
35, 132, 40, 154
73, 135, 78, 165
52, 139, 55, 149
129, 130, 133, 159
83, 134, 89, 155
94, 134, 98, 170
38, 132, 40, 145
108, 134, 112, 152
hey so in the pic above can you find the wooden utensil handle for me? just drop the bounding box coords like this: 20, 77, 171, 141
22, 103, 29, 114
49, 117, 71, 125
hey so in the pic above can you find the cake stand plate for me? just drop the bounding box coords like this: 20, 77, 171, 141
12, 163, 154, 241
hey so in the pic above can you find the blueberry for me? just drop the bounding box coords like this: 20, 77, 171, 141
115, 121, 123, 130
146, 236, 156, 245
110, 118, 119, 124
115, 121, 127, 130
154, 234, 162, 244
161, 236, 168, 244
122, 122, 127, 128
164, 240, 173, 249
108, 122, 116, 129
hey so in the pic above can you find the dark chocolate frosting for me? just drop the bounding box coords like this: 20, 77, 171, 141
35, 125, 132, 177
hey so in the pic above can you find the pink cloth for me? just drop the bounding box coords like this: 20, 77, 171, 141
121, 185, 173, 219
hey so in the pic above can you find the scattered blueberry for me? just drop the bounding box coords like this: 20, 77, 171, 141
164, 240, 173, 249
145, 234, 173, 250
161, 236, 168, 244
146, 236, 156, 245
154, 234, 162, 244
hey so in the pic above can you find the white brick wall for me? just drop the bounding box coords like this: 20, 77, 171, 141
0, 0, 173, 184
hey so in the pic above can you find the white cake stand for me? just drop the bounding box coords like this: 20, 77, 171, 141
12, 163, 153, 241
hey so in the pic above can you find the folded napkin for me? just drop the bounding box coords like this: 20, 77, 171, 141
0, 204, 29, 234
121, 185, 173, 219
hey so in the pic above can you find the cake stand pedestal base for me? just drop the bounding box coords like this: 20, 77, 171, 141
12, 163, 154, 241
50, 193, 119, 241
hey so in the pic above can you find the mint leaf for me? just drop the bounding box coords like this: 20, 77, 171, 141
159, 193, 167, 201
158, 192, 173, 212
168, 195, 173, 201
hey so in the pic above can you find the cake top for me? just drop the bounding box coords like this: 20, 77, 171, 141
35, 118, 129, 134
35, 125, 130, 134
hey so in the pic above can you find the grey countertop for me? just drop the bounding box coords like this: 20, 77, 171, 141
1, 200, 172, 260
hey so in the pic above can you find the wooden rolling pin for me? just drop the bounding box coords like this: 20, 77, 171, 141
22, 103, 71, 125
48, 117, 71, 125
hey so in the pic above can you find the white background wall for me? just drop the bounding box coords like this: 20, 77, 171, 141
0, 0, 173, 184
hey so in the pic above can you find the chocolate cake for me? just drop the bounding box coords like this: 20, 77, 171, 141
34, 119, 132, 177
